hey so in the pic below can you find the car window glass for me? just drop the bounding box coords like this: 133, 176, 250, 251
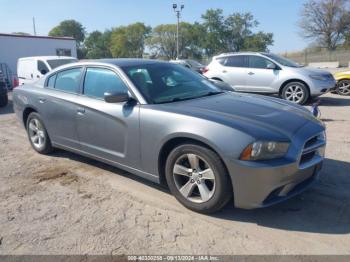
249, 56, 274, 69
216, 57, 227, 65
225, 56, 248, 67
55, 68, 82, 93
122, 63, 220, 104
37, 60, 49, 73
47, 74, 56, 88
83, 68, 129, 99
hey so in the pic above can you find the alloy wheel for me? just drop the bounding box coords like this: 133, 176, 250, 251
337, 81, 350, 95
284, 84, 305, 103
28, 118, 46, 149
173, 153, 216, 203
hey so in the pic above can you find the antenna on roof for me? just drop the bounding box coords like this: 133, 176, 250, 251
32, 17, 37, 36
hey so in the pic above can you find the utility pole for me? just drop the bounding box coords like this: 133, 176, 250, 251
172, 4, 184, 60
32, 17, 37, 36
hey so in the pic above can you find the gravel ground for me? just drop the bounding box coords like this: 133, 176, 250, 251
0, 93, 349, 255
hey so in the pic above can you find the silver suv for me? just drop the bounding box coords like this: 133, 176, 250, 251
204, 52, 336, 104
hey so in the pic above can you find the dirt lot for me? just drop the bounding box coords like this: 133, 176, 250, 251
0, 93, 349, 255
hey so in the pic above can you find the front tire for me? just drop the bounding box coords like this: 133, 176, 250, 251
165, 144, 232, 213
26, 112, 53, 154
281, 82, 309, 105
336, 80, 350, 96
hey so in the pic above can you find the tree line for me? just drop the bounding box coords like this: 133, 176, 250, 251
47, 9, 274, 60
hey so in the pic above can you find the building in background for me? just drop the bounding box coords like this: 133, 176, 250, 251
0, 33, 77, 88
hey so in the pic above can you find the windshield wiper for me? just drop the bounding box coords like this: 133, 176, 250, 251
157, 91, 224, 104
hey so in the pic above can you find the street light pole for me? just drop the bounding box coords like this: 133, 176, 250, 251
173, 4, 184, 60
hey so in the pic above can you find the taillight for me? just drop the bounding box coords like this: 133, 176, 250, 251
202, 67, 209, 74
13, 77, 19, 88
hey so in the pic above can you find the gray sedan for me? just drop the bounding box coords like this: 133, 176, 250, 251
13, 59, 326, 213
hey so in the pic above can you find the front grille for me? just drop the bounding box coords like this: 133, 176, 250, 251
299, 133, 325, 167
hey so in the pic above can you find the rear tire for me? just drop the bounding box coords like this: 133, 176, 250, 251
26, 112, 53, 154
0, 94, 8, 107
165, 143, 232, 213
281, 82, 309, 105
336, 80, 350, 96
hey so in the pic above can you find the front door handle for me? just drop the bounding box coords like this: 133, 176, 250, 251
248, 72, 255, 75
38, 97, 46, 103
222, 70, 227, 73
77, 108, 85, 115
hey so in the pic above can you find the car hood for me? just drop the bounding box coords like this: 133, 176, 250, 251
157, 92, 322, 139
298, 67, 332, 76
334, 70, 350, 79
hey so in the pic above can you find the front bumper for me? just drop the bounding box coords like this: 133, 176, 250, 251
225, 122, 325, 209
309, 78, 336, 96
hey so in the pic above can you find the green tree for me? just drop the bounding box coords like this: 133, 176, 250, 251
147, 22, 205, 59
49, 20, 86, 43
110, 23, 151, 58
84, 30, 112, 59
49, 20, 86, 58
200, 9, 273, 56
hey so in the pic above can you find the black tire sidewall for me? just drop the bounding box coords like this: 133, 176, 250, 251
26, 112, 53, 154
282, 82, 309, 105
165, 144, 232, 213
336, 80, 350, 96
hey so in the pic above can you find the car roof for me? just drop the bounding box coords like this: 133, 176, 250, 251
214, 52, 265, 58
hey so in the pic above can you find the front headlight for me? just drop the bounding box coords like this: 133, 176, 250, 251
309, 75, 327, 81
240, 141, 290, 161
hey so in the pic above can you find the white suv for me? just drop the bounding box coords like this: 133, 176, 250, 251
204, 52, 336, 104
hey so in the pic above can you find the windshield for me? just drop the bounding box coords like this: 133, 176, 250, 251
263, 53, 301, 68
121, 63, 222, 104
47, 59, 78, 69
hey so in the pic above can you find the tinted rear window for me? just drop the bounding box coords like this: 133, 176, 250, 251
225, 56, 248, 67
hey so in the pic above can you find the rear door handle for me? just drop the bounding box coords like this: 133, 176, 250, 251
38, 97, 46, 103
248, 72, 255, 75
77, 108, 85, 115
222, 70, 227, 73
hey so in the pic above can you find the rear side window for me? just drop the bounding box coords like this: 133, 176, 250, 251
47, 74, 56, 88
54, 68, 83, 93
83, 68, 128, 99
249, 56, 274, 69
225, 56, 248, 68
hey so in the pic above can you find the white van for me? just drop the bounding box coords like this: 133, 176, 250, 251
17, 56, 78, 85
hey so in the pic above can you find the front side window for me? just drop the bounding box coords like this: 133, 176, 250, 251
83, 68, 129, 99
37, 60, 49, 73
225, 56, 248, 68
122, 63, 222, 104
248, 56, 275, 69
54, 67, 82, 93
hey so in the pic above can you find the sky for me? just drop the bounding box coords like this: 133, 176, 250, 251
0, 0, 308, 53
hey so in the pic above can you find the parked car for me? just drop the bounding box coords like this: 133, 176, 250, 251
0, 71, 8, 107
170, 59, 205, 74
204, 52, 336, 105
13, 59, 326, 213
17, 56, 78, 85
333, 70, 350, 96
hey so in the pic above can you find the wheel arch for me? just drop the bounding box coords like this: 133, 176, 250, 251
22, 106, 38, 128
157, 136, 232, 188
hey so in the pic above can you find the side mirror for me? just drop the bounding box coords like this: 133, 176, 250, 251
40, 69, 48, 75
266, 63, 277, 70
104, 92, 129, 103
